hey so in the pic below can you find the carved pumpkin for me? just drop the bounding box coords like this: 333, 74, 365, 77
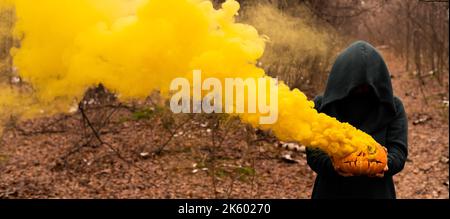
333, 144, 388, 176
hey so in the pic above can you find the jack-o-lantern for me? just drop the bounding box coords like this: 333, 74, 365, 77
333, 144, 388, 176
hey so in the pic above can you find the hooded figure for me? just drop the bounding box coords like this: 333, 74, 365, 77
306, 41, 408, 199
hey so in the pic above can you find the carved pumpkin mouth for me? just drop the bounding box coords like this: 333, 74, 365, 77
335, 144, 387, 176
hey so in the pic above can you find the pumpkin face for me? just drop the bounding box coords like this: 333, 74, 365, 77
333, 144, 388, 176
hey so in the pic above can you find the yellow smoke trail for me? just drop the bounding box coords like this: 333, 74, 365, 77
0, 0, 381, 159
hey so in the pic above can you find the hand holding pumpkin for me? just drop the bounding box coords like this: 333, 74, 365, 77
331, 144, 388, 177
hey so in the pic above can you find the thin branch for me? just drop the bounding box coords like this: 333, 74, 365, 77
210, 117, 220, 198
153, 114, 192, 155
16, 115, 71, 136
73, 104, 155, 185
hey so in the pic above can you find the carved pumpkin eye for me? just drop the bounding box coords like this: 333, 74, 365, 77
367, 145, 376, 154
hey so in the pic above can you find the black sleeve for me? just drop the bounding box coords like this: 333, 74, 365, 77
385, 97, 409, 176
306, 148, 338, 176
306, 95, 338, 176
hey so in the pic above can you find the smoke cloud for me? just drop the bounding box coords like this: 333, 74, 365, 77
0, 0, 382, 159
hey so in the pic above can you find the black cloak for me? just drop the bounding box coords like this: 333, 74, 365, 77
306, 41, 409, 199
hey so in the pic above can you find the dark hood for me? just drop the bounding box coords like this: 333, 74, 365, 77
317, 41, 397, 133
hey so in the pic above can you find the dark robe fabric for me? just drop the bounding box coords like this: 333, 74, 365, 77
306, 41, 409, 199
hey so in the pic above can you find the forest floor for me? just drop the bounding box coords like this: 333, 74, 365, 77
0, 50, 448, 199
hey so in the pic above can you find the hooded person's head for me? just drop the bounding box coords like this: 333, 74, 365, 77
318, 41, 397, 133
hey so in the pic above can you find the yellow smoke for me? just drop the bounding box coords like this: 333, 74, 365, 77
242, 3, 330, 67
0, 0, 381, 159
